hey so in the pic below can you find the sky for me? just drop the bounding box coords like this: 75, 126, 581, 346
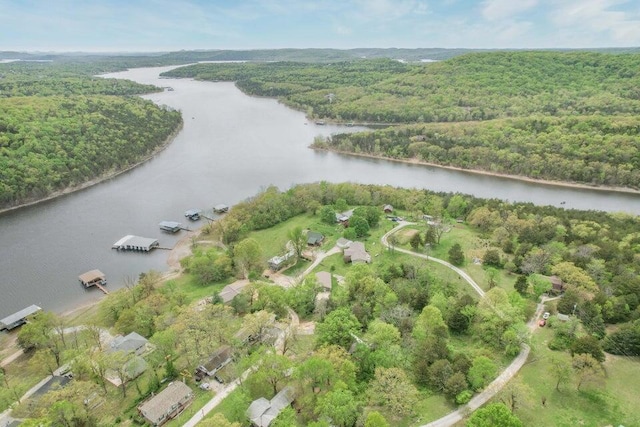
1, 0, 640, 52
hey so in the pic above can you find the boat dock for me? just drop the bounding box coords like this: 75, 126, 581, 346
78, 270, 108, 294
0, 304, 42, 331
184, 209, 201, 221
112, 235, 160, 252
159, 221, 186, 233
213, 204, 229, 213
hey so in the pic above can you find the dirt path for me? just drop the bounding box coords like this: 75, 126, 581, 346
381, 222, 542, 427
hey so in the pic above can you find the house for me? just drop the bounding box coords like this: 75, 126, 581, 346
138, 381, 194, 426
108, 332, 151, 355
247, 387, 294, 427
557, 313, 570, 322
219, 280, 249, 303
105, 356, 148, 386
195, 346, 233, 380
336, 209, 354, 225
383, 204, 393, 213
315, 271, 332, 291
343, 241, 371, 264
549, 275, 565, 294
306, 231, 324, 246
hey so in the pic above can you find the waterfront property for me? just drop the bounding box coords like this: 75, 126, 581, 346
78, 269, 106, 288
107, 331, 153, 355
184, 209, 201, 221
213, 204, 229, 213
0, 304, 42, 331
159, 221, 183, 233
138, 381, 194, 426
112, 235, 159, 251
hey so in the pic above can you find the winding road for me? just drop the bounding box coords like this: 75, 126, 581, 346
381, 222, 540, 427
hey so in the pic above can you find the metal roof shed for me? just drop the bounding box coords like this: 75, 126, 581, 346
0, 304, 42, 331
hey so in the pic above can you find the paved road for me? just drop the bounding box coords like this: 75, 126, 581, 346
381, 222, 540, 427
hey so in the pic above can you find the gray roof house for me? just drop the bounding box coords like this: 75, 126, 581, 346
108, 332, 151, 355
247, 387, 294, 427
138, 381, 194, 426
195, 346, 233, 378
307, 231, 324, 246
344, 241, 371, 264
219, 281, 250, 303
315, 271, 332, 291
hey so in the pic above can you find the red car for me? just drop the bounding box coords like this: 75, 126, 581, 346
538, 319, 546, 327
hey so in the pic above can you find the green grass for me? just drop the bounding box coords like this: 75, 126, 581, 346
503, 326, 640, 427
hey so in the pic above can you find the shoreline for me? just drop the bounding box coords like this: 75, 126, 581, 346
0, 121, 184, 216
312, 146, 640, 196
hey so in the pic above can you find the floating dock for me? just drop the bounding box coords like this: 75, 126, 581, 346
159, 221, 183, 233
112, 235, 160, 252
213, 204, 229, 213
0, 304, 42, 331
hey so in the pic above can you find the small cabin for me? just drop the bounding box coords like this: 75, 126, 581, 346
383, 204, 394, 213
213, 204, 229, 213
184, 209, 201, 221
159, 221, 182, 233
79, 269, 107, 288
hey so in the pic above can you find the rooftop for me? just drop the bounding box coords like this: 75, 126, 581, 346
0, 304, 42, 330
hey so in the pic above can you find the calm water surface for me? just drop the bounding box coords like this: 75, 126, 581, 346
1, 65, 639, 318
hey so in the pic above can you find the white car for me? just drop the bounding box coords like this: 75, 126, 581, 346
199, 382, 211, 391
542, 312, 550, 320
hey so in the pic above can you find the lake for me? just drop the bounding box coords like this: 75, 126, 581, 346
1, 65, 639, 318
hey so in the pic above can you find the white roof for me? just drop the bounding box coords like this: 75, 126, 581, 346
0, 305, 41, 329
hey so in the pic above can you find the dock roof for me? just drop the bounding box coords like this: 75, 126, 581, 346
0, 304, 41, 330
79, 269, 105, 283
159, 221, 182, 228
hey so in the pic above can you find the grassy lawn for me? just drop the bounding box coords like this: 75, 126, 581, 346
501, 326, 640, 427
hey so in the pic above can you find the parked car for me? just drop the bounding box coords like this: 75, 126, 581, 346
538, 319, 546, 327
543, 312, 550, 320
199, 382, 211, 390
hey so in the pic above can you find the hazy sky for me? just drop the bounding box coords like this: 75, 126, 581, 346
2, 0, 640, 52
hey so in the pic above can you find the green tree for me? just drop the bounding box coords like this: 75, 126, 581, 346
367, 367, 419, 417
410, 231, 423, 250
483, 249, 502, 268
364, 411, 390, 427
233, 238, 263, 279
549, 356, 572, 391
317, 386, 359, 427
448, 243, 465, 266
514, 275, 528, 295
288, 226, 307, 259
199, 413, 241, 427
444, 371, 468, 400
466, 403, 523, 427
320, 205, 336, 224
349, 215, 370, 237
572, 353, 605, 391
571, 335, 605, 362
316, 307, 362, 349
468, 356, 497, 391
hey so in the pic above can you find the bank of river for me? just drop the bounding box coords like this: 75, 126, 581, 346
1, 65, 639, 319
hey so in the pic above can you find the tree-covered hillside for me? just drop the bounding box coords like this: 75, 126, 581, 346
163, 51, 640, 189
0, 61, 183, 209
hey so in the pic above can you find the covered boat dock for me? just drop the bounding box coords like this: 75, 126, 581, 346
213, 204, 229, 213
79, 269, 107, 288
112, 235, 160, 252
159, 221, 183, 233
184, 209, 201, 220
0, 304, 42, 331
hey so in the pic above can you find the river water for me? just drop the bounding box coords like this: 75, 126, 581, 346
1, 65, 640, 318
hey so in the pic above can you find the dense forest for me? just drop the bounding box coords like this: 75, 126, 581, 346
0, 61, 182, 209
164, 52, 640, 189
